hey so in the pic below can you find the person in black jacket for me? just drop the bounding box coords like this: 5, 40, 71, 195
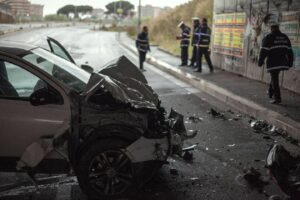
177, 21, 191, 66
136, 26, 150, 71
195, 18, 214, 73
189, 17, 201, 67
258, 23, 294, 104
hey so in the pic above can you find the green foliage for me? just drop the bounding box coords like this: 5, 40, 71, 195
44, 14, 68, 21
57, 5, 75, 16
105, 1, 134, 16
57, 5, 93, 16
146, 0, 213, 55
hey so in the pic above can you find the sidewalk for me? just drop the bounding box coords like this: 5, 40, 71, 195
119, 33, 300, 140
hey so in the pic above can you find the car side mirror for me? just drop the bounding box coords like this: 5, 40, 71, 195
81, 64, 94, 73
29, 87, 51, 106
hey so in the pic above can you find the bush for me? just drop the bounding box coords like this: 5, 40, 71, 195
44, 14, 68, 22
146, 0, 213, 55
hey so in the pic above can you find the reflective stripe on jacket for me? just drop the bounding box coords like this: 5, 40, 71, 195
197, 25, 211, 47
192, 25, 201, 46
180, 26, 191, 48
136, 32, 150, 52
258, 30, 294, 72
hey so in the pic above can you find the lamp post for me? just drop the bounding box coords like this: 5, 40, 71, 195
138, 0, 141, 32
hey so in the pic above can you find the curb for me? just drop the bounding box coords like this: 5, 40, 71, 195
120, 39, 300, 140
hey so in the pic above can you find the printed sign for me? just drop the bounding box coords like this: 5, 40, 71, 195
281, 12, 300, 69
213, 13, 246, 58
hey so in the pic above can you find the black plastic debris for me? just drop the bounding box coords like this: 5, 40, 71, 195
250, 120, 287, 137
243, 167, 269, 190
170, 168, 179, 176
208, 108, 226, 120
266, 144, 300, 199
183, 151, 194, 161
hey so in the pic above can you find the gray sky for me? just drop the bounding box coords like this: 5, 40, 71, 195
29, 0, 191, 15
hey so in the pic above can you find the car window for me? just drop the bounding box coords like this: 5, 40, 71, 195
0, 60, 43, 98
22, 48, 89, 93
49, 40, 72, 62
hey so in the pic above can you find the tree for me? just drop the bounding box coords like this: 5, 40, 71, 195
105, 1, 134, 17
57, 5, 75, 16
57, 5, 93, 17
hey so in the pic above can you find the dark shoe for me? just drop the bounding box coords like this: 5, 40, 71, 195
270, 99, 281, 104
210, 68, 214, 73
179, 64, 187, 67
267, 90, 273, 99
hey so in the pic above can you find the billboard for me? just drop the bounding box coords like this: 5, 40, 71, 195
213, 12, 246, 58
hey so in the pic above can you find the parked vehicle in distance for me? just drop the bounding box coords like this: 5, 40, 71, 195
0, 38, 195, 199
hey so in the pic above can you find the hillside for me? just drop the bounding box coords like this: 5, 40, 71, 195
147, 0, 213, 55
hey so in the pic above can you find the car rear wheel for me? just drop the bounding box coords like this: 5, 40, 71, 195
76, 139, 135, 199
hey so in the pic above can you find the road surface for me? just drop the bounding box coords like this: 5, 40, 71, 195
0, 25, 294, 200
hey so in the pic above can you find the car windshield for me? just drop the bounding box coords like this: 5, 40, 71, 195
22, 48, 90, 93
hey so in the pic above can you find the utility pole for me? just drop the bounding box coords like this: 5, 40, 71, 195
138, 0, 141, 32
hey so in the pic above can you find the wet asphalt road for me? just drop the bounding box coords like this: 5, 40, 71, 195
0, 25, 296, 200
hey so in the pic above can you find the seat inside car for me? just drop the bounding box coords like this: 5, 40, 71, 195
0, 61, 19, 97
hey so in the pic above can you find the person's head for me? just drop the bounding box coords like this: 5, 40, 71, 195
192, 17, 200, 26
142, 26, 148, 33
202, 18, 208, 26
270, 24, 280, 32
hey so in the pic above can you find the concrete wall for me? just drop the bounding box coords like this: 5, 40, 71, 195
212, 0, 300, 94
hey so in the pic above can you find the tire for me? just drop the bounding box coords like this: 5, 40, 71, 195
76, 138, 135, 199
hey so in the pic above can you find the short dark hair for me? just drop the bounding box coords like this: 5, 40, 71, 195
142, 26, 148, 32
202, 18, 207, 23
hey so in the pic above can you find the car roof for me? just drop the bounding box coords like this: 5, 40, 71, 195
0, 40, 37, 56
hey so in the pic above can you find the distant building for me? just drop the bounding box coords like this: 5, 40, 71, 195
140, 5, 170, 18
0, 2, 13, 23
0, 0, 30, 16
92, 8, 104, 18
29, 3, 43, 18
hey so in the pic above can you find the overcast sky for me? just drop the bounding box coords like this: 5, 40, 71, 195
29, 0, 191, 15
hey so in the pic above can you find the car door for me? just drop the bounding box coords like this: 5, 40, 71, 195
0, 57, 71, 158
47, 36, 76, 64
47, 37, 94, 73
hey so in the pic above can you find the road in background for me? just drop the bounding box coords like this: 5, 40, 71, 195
0, 25, 293, 200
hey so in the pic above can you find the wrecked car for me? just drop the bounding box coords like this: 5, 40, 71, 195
0, 38, 195, 199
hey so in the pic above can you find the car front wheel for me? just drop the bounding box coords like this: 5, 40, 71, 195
76, 139, 135, 199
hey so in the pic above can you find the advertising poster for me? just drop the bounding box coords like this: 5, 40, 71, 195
281, 12, 300, 69
213, 12, 246, 58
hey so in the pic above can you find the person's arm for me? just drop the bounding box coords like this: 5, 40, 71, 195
286, 36, 294, 68
136, 33, 140, 49
258, 35, 270, 67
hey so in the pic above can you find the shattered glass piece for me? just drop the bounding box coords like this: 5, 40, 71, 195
187, 116, 203, 123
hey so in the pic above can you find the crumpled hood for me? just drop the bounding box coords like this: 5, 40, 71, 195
82, 56, 159, 110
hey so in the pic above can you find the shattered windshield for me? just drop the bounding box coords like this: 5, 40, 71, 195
22, 48, 90, 92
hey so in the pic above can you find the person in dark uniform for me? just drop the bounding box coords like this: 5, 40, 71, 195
258, 23, 294, 104
177, 21, 191, 66
189, 17, 201, 67
136, 26, 150, 71
195, 18, 214, 73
